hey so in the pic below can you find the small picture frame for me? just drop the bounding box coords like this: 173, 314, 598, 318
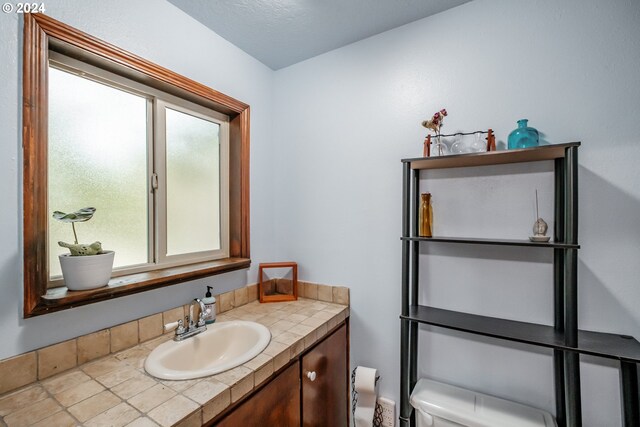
258, 262, 298, 303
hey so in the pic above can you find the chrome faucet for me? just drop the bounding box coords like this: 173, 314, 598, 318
164, 298, 208, 341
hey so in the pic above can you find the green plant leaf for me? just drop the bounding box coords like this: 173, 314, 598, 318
52, 207, 96, 223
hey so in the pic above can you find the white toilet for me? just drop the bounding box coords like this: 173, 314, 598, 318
410, 378, 557, 427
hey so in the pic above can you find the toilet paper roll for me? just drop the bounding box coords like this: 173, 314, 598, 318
354, 366, 378, 427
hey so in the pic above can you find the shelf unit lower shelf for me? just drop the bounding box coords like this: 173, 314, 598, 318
401, 305, 640, 363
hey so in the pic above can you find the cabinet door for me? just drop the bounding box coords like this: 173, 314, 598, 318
215, 361, 300, 427
302, 323, 348, 427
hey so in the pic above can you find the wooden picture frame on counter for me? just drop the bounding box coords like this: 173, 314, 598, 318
258, 262, 298, 303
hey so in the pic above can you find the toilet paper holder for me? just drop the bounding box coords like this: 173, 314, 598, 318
351, 368, 382, 427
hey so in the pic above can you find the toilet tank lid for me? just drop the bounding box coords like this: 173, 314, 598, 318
410, 379, 557, 427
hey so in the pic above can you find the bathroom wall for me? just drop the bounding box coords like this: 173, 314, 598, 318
0, 0, 275, 359
273, 0, 640, 425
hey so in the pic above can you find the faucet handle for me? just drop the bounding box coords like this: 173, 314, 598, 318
164, 318, 186, 335
197, 311, 207, 327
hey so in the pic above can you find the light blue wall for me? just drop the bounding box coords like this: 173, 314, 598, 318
0, 0, 275, 359
273, 1, 640, 425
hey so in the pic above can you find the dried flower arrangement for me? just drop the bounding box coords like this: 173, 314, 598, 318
422, 108, 448, 156
422, 109, 448, 134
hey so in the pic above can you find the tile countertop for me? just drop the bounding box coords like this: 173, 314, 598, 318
0, 299, 349, 427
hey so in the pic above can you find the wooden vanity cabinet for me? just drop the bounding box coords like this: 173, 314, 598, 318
301, 323, 348, 427
212, 322, 349, 427
215, 361, 301, 427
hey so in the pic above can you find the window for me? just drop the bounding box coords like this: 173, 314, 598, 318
47, 56, 230, 285
23, 14, 250, 316
48, 63, 150, 279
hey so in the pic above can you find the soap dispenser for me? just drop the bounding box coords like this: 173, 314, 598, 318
203, 286, 216, 324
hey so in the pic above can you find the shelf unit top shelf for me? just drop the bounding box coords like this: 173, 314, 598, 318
402, 142, 581, 170
402, 305, 640, 363
401, 236, 580, 249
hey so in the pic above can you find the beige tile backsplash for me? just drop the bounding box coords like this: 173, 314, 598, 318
78, 330, 110, 365
332, 286, 350, 305
37, 340, 78, 380
111, 322, 139, 353
233, 287, 248, 307
138, 314, 163, 343
0, 352, 37, 395
316, 284, 333, 302
299, 281, 318, 299
218, 291, 234, 312
0, 281, 348, 398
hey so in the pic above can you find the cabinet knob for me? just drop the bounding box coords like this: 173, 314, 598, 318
306, 371, 317, 382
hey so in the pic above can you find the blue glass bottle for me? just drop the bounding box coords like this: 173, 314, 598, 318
508, 119, 539, 149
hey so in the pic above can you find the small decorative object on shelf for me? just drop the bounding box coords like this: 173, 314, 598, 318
486, 128, 496, 151
423, 135, 431, 157
53, 207, 115, 291
529, 190, 550, 242
419, 193, 433, 237
469, 132, 487, 152
450, 134, 466, 154
258, 262, 298, 303
421, 108, 448, 157
432, 139, 450, 157
508, 119, 539, 149
419, 127, 496, 158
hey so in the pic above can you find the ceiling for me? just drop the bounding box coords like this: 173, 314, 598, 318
167, 0, 471, 70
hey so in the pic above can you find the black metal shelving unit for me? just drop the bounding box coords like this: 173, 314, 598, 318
399, 143, 640, 427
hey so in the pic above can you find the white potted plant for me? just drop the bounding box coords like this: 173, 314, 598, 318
53, 207, 115, 291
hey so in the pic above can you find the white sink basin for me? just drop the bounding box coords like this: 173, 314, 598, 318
144, 320, 271, 380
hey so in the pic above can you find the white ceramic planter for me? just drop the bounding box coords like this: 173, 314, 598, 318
58, 251, 115, 291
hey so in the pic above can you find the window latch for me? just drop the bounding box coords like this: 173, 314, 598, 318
151, 173, 158, 191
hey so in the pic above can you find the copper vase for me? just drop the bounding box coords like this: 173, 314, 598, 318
419, 193, 432, 237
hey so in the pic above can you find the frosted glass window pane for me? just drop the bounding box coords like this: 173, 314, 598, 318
48, 67, 149, 278
166, 108, 220, 256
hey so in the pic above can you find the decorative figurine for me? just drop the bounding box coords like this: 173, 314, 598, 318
486, 128, 496, 151
58, 240, 103, 256
529, 190, 550, 242
423, 135, 431, 157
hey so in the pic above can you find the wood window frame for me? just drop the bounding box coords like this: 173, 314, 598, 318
23, 13, 250, 317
